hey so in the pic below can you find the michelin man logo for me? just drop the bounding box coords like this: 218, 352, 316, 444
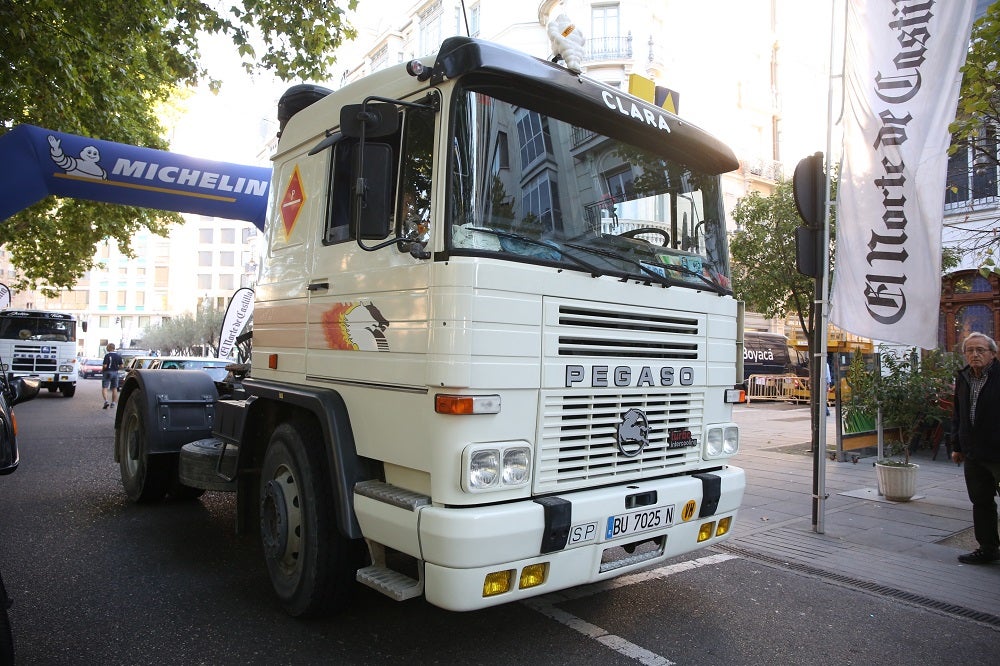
47, 134, 107, 180
547, 13, 586, 73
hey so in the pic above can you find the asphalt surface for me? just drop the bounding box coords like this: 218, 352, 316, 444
0, 379, 997, 665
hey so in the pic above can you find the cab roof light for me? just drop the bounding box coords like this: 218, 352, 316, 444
435, 394, 501, 415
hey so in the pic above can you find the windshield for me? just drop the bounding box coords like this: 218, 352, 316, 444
447, 89, 732, 292
0, 312, 77, 342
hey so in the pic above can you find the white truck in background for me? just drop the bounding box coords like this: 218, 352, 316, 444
0, 309, 82, 397
115, 36, 746, 616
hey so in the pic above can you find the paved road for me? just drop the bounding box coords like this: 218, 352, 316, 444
0, 380, 997, 665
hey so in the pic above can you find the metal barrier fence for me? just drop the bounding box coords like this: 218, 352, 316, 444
745, 374, 809, 403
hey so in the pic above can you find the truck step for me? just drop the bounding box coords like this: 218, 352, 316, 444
178, 437, 238, 492
356, 565, 423, 601
354, 480, 430, 511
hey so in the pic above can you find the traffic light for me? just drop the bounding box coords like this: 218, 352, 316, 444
792, 152, 826, 277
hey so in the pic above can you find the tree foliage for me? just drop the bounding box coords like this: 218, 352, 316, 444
0, 0, 358, 293
142, 307, 225, 356
729, 180, 834, 346
948, 1, 1000, 264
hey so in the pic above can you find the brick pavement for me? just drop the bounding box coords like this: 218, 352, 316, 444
720, 401, 1000, 625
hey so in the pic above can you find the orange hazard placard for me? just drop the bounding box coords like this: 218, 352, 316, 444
280, 166, 305, 237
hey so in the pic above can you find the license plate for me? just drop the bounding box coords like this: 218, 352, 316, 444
605, 505, 674, 541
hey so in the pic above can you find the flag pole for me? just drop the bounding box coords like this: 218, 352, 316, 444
813, 0, 845, 534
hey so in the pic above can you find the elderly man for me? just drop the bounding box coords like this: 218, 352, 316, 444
951, 332, 1000, 565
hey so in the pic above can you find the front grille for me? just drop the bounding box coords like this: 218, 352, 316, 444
534, 389, 703, 493
12, 344, 57, 372
556, 306, 699, 359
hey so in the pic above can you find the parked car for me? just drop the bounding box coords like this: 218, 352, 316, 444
147, 356, 230, 382
0, 370, 41, 664
77, 358, 103, 379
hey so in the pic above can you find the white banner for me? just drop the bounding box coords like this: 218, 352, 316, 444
830, 0, 976, 349
218, 287, 254, 359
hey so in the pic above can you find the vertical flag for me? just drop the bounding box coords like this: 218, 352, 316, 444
830, 0, 976, 349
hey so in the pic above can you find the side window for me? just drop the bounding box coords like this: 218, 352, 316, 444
324, 140, 357, 245
323, 120, 405, 246
397, 107, 435, 243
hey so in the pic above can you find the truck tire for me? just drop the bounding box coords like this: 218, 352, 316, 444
1, 570, 14, 665
61, 383, 75, 398
0, 606, 12, 666
118, 388, 170, 502
259, 422, 361, 617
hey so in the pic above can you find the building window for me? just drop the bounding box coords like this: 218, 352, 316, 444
521, 172, 560, 233
946, 127, 999, 207
219, 274, 235, 290
199, 228, 213, 243
198, 251, 212, 267
940, 270, 1000, 349
220, 251, 235, 267
469, 3, 480, 37
99, 291, 108, 306
99, 316, 110, 327
590, 4, 626, 59
197, 274, 212, 290
116, 292, 126, 307
221, 228, 236, 244
154, 266, 169, 288
516, 111, 552, 168
419, 2, 443, 56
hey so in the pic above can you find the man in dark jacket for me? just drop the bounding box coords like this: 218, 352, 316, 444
951, 332, 1000, 565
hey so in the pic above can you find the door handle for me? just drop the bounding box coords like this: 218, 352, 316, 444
307, 282, 329, 291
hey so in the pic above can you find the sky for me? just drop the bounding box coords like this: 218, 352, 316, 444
167, 1, 406, 167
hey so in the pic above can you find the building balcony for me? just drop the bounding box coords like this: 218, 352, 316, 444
583, 34, 632, 63
743, 158, 784, 183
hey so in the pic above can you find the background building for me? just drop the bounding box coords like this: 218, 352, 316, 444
24, 0, 984, 353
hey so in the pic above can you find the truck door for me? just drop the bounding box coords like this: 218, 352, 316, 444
305, 104, 436, 389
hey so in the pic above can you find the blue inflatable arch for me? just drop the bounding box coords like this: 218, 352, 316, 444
0, 124, 270, 230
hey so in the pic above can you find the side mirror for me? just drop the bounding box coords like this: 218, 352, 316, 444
352, 143, 394, 239
11, 377, 40, 406
340, 103, 399, 138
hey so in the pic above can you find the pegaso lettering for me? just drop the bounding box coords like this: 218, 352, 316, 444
601, 91, 671, 133
565, 364, 694, 388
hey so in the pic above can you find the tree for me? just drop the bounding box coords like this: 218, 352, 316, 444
947, 1, 1000, 266
729, 181, 834, 346
142, 307, 225, 356
0, 0, 358, 293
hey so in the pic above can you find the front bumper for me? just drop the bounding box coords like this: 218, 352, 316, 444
354, 465, 745, 611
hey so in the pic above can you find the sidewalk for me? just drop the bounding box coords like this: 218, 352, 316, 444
722, 401, 1000, 625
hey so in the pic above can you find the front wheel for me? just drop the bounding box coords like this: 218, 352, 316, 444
117, 389, 170, 502
259, 422, 361, 617
1, 571, 14, 664
61, 383, 75, 398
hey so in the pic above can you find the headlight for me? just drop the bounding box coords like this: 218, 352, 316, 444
59, 364, 74, 373
468, 449, 500, 490
502, 448, 530, 486
723, 426, 740, 455
464, 443, 532, 492
704, 424, 739, 460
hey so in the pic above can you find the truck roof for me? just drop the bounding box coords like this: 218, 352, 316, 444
276, 37, 738, 176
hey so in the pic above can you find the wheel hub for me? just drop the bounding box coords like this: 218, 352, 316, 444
260, 479, 289, 560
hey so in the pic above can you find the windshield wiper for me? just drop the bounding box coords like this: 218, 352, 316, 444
460, 227, 607, 277
565, 242, 730, 295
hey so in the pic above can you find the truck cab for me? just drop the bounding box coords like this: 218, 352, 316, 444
116, 37, 746, 616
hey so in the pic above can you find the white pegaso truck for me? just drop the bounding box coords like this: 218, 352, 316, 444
0, 309, 80, 397
115, 37, 746, 616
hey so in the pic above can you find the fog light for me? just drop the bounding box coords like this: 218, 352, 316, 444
519, 563, 548, 589
716, 516, 732, 537
698, 521, 716, 542
682, 500, 697, 522
483, 569, 514, 597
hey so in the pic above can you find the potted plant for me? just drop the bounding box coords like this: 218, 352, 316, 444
844, 347, 960, 501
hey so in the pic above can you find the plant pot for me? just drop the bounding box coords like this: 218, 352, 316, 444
874, 462, 919, 502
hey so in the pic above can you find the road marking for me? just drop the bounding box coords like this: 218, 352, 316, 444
522, 553, 739, 666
